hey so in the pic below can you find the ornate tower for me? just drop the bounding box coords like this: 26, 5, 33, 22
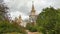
15, 15, 22, 25
29, 1, 37, 25
18, 15, 22, 24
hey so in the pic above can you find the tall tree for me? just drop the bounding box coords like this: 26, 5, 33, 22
0, 3, 9, 20
36, 7, 60, 34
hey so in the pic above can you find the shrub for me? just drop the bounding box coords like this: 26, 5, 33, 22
26, 23, 37, 32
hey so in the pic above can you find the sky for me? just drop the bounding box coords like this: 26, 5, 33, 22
2, 0, 60, 20
0, 0, 3, 3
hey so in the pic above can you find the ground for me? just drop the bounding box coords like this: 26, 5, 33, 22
26, 30, 42, 34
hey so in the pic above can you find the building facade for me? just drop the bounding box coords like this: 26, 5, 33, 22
14, 2, 37, 27
29, 2, 37, 25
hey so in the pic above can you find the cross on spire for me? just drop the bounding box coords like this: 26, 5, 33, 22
31, 1, 35, 12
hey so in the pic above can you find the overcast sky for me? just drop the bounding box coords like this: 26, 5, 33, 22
2, 0, 60, 20
0, 0, 3, 3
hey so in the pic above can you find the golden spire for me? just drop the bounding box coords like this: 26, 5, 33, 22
31, 1, 35, 12
31, 1, 36, 15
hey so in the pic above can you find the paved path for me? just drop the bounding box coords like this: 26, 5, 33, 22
26, 30, 42, 34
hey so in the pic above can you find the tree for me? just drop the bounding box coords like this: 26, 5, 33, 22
26, 23, 37, 32
36, 7, 60, 34
0, 20, 27, 34
0, 3, 8, 21
0, 3, 27, 34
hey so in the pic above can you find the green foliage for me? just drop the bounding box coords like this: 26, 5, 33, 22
26, 23, 37, 32
36, 7, 60, 34
0, 3, 27, 34
0, 20, 26, 34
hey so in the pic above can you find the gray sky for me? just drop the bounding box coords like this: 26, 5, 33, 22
3, 0, 60, 20
0, 0, 3, 3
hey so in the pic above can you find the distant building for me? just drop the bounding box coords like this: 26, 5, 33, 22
13, 1, 37, 27
14, 15, 27, 27
14, 15, 22, 25
29, 1, 37, 25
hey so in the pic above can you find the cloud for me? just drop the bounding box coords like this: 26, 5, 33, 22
0, 0, 3, 3
9, 11, 29, 20
4, 0, 60, 20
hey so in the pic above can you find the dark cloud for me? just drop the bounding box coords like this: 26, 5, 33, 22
0, 0, 3, 3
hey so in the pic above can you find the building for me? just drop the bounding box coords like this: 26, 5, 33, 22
14, 15, 27, 27
29, 2, 37, 25
14, 15, 22, 25
14, 1, 37, 27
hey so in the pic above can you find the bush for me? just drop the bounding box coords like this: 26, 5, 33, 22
0, 20, 27, 34
36, 7, 60, 34
26, 23, 37, 32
